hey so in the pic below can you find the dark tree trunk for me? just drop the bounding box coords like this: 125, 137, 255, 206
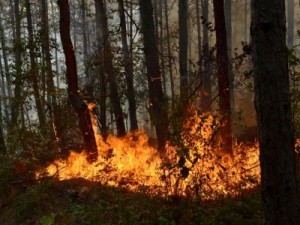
164, 0, 175, 108
138, 0, 168, 151
213, 0, 233, 154
200, 0, 212, 112
94, 0, 108, 140
179, 0, 188, 102
118, 0, 138, 131
287, 0, 294, 49
57, 0, 98, 163
225, 0, 234, 113
95, 0, 126, 137
251, 0, 300, 224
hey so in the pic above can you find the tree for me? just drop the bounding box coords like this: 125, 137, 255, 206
25, 0, 46, 133
287, 0, 294, 49
213, 0, 232, 154
251, 0, 300, 224
179, 0, 188, 102
138, 0, 168, 151
200, 0, 212, 113
118, 0, 138, 131
94, 0, 126, 137
10, 0, 22, 127
57, 0, 98, 163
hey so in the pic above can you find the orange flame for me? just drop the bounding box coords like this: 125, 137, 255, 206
36, 107, 260, 200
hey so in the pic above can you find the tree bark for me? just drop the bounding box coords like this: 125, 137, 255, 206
287, 0, 294, 49
57, 0, 98, 163
0, 3, 12, 120
164, 0, 175, 108
10, 0, 22, 127
179, 0, 188, 102
95, 0, 126, 137
118, 0, 138, 131
138, 0, 168, 152
200, 0, 212, 112
251, 0, 300, 224
213, 0, 233, 154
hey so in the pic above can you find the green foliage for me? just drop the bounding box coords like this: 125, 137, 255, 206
0, 177, 264, 225
39, 213, 56, 225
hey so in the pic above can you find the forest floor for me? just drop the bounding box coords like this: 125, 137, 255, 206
0, 177, 263, 225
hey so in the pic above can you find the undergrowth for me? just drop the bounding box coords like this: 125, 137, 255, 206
0, 178, 263, 225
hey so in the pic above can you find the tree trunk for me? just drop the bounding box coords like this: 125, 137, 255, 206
95, 0, 126, 137
164, 0, 175, 108
213, 0, 233, 154
0, 3, 12, 119
25, 0, 46, 133
94, 0, 108, 140
57, 0, 98, 163
118, 0, 138, 131
200, 0, 212, 112
40, 0, 60, 141
10, 0, 22, 127
251, 0, 300, 224
287, 0, 294, 49
138, 0, 168, 152
179, 0, 188, 102
225, 0, 234, 113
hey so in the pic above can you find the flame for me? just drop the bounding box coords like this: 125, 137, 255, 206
37, 107, 260, 200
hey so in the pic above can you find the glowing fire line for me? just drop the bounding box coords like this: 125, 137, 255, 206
36, 108, 260, 200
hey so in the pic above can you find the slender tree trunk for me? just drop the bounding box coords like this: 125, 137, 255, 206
158, 0, 166, 94
139, 0, 169, 151
25, 0, 46, 133
244, 0, 248, 42
251, 0, 300, 224
0, 3, 12, 117
94, 0, 107, 140
213, 0, 233, 154
95, 0, 126, 137
225, 0, 234, 113
40, 0, 60, 141
164, 0, 175, 108
11, 0, 22, 126
118, 0, 138, 131
57, 0, 98, 163
0, 54, 9, 121
196, 0, 202, 80
200, 0, 212, 112
287, 0, 294, 49
179, 0, 188, 102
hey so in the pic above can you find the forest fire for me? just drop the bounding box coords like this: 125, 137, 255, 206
36, 111, 260, 200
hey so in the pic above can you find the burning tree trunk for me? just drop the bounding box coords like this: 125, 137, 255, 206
251, 0, 300, 224
212, 0, 233, 154
138, 0, 169, 151
57, 0, 98, 163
